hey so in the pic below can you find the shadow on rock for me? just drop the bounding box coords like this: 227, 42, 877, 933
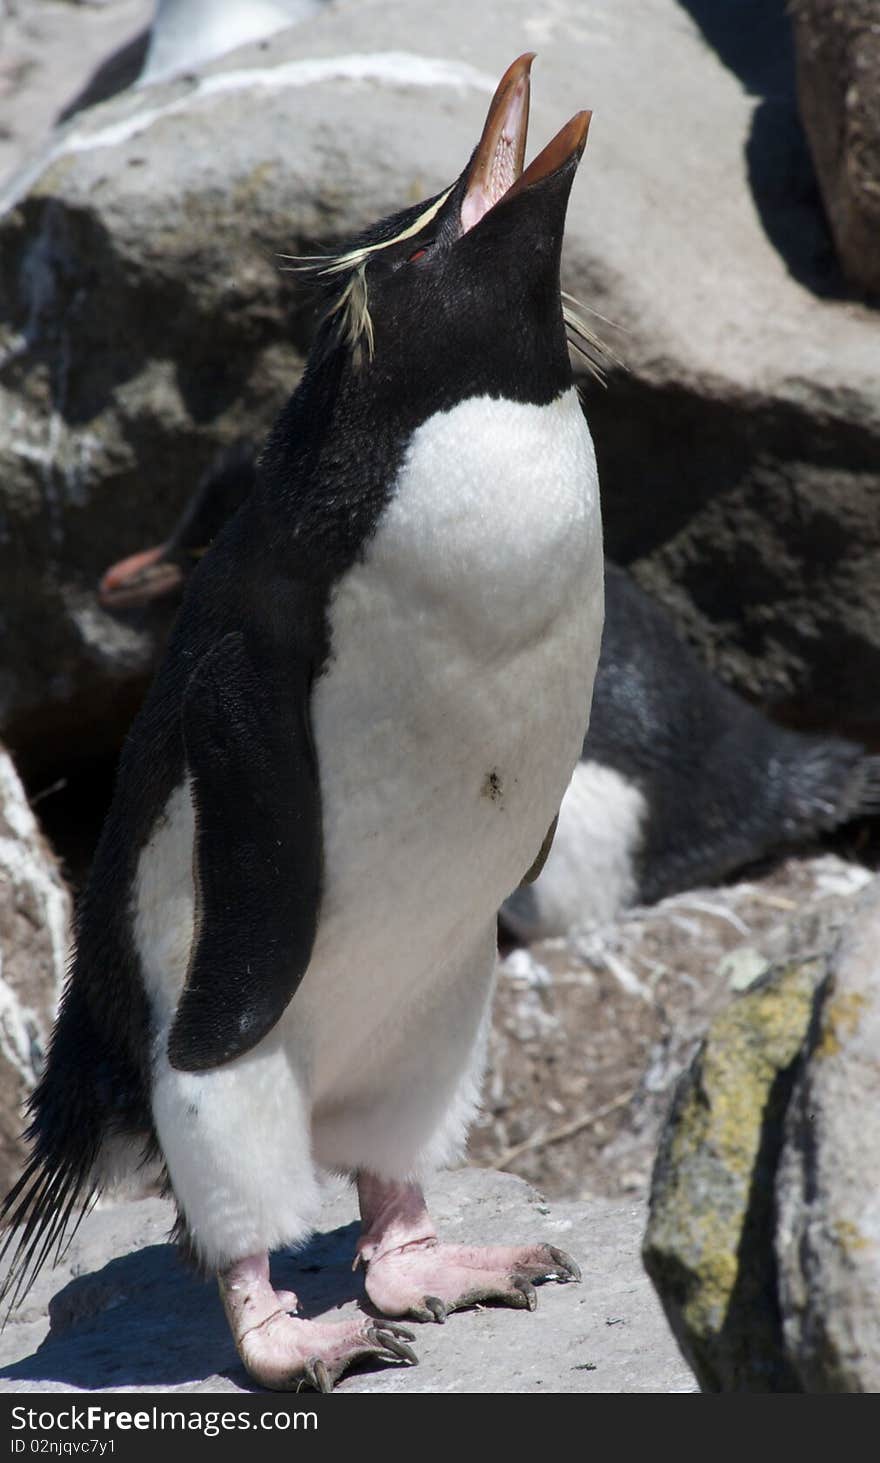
56, 31, 151, 127
0, 1221, 362, 1391
675, 0, 847, 298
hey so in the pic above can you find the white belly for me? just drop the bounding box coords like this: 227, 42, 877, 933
296, 387, 604, 1092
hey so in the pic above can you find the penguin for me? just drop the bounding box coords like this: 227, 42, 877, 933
97, 439, 257, 611
99, 458, 880, 942
140, 1, 328, 88
1, 55, 601, 1392
55, 2, 328, 133
502, 561, 880, 939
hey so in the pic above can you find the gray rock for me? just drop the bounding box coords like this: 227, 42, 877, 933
641, 860, 879, 1391
791, 0, 880, 295
775, 875, 880, 1391
0, 2, 153, 188
2, 0, 879, 776
642, 958, 821, 1392
0, 743, 71, 1195
477, 853, 871, 1206
0, 1168, 696, 1393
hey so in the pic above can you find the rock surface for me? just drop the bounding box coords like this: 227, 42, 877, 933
0, 2, 153, 188
0, 1168, 696, 1394
1, 0, 879, 780
475, 853, 872, 1205
0, 743, 71, 1196
642, 959, 819, 1392
643, 868, 880, 1391
776, 876, 880, 1391
791, 0, 880, 296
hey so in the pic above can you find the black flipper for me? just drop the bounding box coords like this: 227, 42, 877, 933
168, 631, 322, 1072
522, 815, 558, 884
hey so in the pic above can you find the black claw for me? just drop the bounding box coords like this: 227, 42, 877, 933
424, 1295, 447, 1324
547, 1246, 582, 1283
305, 1357, 332, 1394
409, 1301, 439, 1323
374, 1328, 418, 1365
513, 1277, 538, 1311
382, 1321, 417, 1342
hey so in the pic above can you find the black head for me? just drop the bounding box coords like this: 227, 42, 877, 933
287, 55, 599, 415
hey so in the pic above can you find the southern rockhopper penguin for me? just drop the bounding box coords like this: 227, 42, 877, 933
1, 56, 602, 1390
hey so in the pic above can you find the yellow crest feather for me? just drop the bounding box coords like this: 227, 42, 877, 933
280, 187, 454, 363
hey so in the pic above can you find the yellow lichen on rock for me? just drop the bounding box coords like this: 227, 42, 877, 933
814, 988, 867, 1059
643, 959, 825, 1391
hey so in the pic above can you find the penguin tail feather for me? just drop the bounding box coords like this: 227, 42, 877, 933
785, 742, 880, 835
848, 754, 880, 818
0, 1140, 98, 1324
0, 985, 154, 1324
818, 748, 880, 826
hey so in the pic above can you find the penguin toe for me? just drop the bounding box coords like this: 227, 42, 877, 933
303, 1357, 333, 1394
369, 1323, 419, 1364
364, 1238, 581, 1323
511, 1277, 538, 1311
546, 1245, 582, 1283
238, 1313, 419, 1392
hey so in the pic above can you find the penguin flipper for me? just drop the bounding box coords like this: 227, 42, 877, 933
521, 814, 558, 884
169, 631, 321, 1073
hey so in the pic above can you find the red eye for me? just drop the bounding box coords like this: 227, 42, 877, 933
408, 247, 427, 263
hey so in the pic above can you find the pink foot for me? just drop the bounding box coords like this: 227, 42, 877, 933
356, 1175, 581, 1324
220, 1253, 416, 1392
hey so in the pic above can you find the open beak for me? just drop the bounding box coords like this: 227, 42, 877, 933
98, 543, 184, 608
460, 53, 591, 235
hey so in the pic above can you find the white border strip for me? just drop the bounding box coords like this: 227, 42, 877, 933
1, 52, 496, 214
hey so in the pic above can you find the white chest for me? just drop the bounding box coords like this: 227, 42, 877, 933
308, 388, 604, 982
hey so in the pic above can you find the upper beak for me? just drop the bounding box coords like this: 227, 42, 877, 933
504, 109, 591, 202
460, 53, 591, 234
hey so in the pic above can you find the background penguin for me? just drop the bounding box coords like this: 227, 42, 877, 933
100, 453, 880, 941
98, 439, 257, 611
1, 56, 599, 1392
140, 0, 328, 88
54, 2, 330, 134
503, 561, 880, 939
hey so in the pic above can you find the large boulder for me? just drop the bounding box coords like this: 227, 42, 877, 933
0, 1, 153, 188
642, 958, 818, 1391
1, 0, 879, 781
776, 877, 880, 1391
643, 868, 880, 1391
474, 853, 871, 1204
0, 744, 72, 1196
791, 0, 880, 296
